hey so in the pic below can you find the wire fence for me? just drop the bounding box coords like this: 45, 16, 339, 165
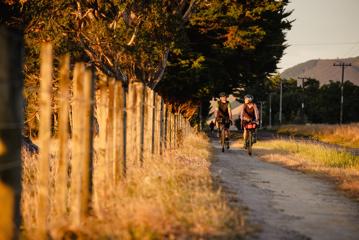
0, 38, 192, 240
1, 41, 194, 239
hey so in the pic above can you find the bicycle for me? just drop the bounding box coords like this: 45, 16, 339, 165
243, 121, 257, 156
217, 118, 230, 152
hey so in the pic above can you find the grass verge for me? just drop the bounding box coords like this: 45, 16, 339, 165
273, 123, 359, 148
254, 139, 359, 200
22, 133, 245, 239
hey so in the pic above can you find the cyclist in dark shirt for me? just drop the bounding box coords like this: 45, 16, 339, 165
215, 92, 233, 143
240, 94, 259, 149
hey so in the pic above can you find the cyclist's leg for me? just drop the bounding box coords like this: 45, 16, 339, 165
220, 124, 226, 149
243, 128, 248, 148
225, 128, 230, 148
225, 128, 230, 139
216, 118, 221, 137
224, 118, 230, 138
253, 128, 257, 143
219, 123, 223, 142
224, 124, 229, 138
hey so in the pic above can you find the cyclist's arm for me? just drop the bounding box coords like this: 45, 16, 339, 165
254, 104, 260, 123
240, 104, 250, 121
239, 104, 244, 121
214, 101, 219, 120
239, 104, 245, 129
228, 102, 233, 121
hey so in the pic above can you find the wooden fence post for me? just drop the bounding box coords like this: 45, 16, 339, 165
159, 98, 164, 155
126, 82, 145, 165
177, 115, 182, 146
181, 117, 184, 135
0, 183, 14, 240
138, 82, 145, 165
174, 113, 177, 148
106, 80, 115, 184
114, 81, 125, 183
181, 116, 184, 131
55, 54, 70, 218
70, 63, 85, 225
144, 88, 153, 158
171, 112, 175, 149
163, 104, 168, 150
93, 82, 108, 216
151, 91, 156, 154
155, 95, 162, 155
0, 26, 23, 239
36, 43, 53, 239
175, 113, 178, 147
168, 108, 172, 149
80, 69, 95, 217
126, 82, 137, 166
122, 85, 127, 178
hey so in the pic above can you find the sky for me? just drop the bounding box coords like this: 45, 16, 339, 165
278, 0, 359, 71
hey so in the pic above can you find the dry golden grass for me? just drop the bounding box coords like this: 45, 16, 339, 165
253, 139, 359, 200
275, 123, 359, 148
0, 182, 14, 240
21, 133, 245, 239
21, 146, 39, 234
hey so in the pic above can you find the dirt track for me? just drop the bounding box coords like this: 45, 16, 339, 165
211, 140, 359, 240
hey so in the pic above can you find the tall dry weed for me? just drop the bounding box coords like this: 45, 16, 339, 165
21, 134, 245, 239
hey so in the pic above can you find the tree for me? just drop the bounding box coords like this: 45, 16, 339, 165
1, 0, 196, 134
158, 0, 292, 119
1, 0, 292, 126
273, 77, 359, 124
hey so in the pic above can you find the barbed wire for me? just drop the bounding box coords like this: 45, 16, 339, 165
2, 88, 191, 173
0, 160, 22, 173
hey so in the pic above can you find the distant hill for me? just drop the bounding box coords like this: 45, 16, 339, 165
281, 56, 359, 85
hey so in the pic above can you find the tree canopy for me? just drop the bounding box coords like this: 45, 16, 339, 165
266, 77, 359, 124
157, 0, 292, 116
1, 0, 292, 122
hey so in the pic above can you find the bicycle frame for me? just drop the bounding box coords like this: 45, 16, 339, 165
244, 121, 257, 156
217, 119, 230, 152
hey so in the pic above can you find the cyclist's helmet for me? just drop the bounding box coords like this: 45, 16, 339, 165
219, 92, 226, 97
244, 94, 254, 102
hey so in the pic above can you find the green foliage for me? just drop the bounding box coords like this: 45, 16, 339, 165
1, 0, 292, 127
267, 78, 359, 124
158, 0, 292, 119
2, 1, 190, 135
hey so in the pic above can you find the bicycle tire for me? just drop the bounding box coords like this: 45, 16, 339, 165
221, 125, 225, 152
247, 130, 252, 156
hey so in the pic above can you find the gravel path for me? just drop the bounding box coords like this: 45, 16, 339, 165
211, 141, 359, 240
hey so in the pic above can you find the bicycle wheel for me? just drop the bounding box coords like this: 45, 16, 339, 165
220, 126, 225, 152
247, 130, 252, 156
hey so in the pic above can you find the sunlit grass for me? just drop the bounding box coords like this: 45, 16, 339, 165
257, 140, 359, 169
254, 139, 359, 199
275, 123, 359, 148
21, 133, 245, 239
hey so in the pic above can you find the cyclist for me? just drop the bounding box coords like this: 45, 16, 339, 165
240, 94, 259, 149
215, 92, 233, 147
